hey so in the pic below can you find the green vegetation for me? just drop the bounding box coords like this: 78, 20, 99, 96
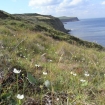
58, 16, 79, 22
58, 16, 77, 19
0, 10, 105, 105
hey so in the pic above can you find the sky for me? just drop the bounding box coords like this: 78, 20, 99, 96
0, 0, 105, 19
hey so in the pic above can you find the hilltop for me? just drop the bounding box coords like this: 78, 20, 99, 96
0, 10, 105, 104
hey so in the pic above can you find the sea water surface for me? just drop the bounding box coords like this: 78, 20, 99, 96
64, 18, 105, 47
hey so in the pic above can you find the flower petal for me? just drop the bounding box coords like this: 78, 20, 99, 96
17, 94, 24, 99
13, 68, 21, 74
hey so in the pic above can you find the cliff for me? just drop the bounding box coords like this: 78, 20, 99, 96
13, 13, 69, 33
58, 16, 79, 22
0, 10, 69, 33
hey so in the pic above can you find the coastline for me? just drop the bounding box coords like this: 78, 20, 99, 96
63, 18, 105, 47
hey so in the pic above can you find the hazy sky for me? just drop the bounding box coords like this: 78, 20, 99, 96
0, 0, 105, 19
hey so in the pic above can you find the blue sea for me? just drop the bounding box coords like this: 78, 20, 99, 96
64, 18, 105, 47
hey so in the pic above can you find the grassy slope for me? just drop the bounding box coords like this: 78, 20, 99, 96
0, 11, 105, 104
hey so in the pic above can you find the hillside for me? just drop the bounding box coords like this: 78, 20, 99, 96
58, 16, 79, 22
0, 10, 105, 105
0, 10, 12, 18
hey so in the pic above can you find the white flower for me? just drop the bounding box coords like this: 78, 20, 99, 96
84, 73, 89, 77
49, 60, 52, 62
13, 68, 21, 74
1, 46, 4, 49
80, 79, 86, 82
17, 94, 24, 100
104, 74, 105, 77
35, 64, 40, 67
73, 73, 77, 76
43, 72, 47, 75
56, 98, 59, 101
84, 72, 90, 77
70, 71, 77, 76
70, 71, 73, 75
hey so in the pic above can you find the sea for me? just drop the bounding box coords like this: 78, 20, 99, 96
64, 18, 105, 47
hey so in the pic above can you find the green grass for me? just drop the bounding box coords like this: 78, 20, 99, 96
0, 12, 105, 105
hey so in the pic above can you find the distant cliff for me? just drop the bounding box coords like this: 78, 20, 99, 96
58, 16, 79, 22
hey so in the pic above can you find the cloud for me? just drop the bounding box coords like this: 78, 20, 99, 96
29, 0, 85, 7
29, 0, 61, 7
28, 0, 97, 18
69, 0, 83, 6
101, 1, 105, 5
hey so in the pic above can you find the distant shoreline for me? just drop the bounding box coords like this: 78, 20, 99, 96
58, 16, 79, 22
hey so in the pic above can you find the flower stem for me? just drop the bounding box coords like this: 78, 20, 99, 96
17, 74, 18, 94
18, 100, 21, 105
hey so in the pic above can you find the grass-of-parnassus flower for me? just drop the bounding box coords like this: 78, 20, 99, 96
73, 73, 77, 76
35, 64, 40, 67
80, 79, 86, 82
70, 71, 77, 76
13, 68, 21, 94
17, 94, 24, 100
13, 68, 21, 74
84, 72, 90, 77
56, 98, 59, 101
17, 94, 24, 105
43, 72, 47, 75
